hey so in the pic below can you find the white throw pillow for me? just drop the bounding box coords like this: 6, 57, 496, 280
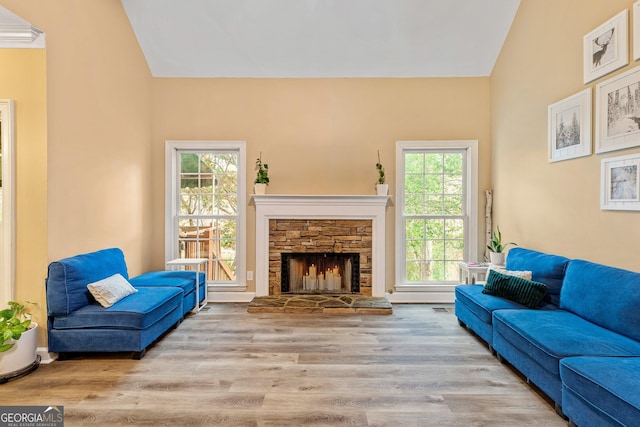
87, 273, 138, 308
488, 265, 533, 280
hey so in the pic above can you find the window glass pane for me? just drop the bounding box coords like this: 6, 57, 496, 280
405, 261, 424, 281
405, 219, 424, 239
444, 261, 459, 281
425, 173, 442, 191
425, 153, 443, 173
405, 153, 424, 173
218, 218, 237, 239
445, 219, 465, 239
444, 174, 462, 194
406, 242, 424, 261
425, 194, 443, 215
444, 153, 462, 173
404, 193, 423, 215
199, 174, 214, 215
426, 260, 445, 281
443, 195, 463, 215
217, 174, 238, 215
428, 239, 445, 261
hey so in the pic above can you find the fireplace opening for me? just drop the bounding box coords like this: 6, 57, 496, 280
281, 253, 360, 294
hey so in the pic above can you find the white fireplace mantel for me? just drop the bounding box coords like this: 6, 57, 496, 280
251, 194, 392, 297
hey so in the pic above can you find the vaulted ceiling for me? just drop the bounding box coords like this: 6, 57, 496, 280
121, 0, 521, 78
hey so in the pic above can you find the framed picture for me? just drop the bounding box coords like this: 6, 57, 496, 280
583, 9, 628, 84
595, 65, 640, 153
548, 88, 592, 162
634, 1, 640, 60
601, 153, 640, 210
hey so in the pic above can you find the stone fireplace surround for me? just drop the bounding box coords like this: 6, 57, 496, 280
252, 195, 392, 297
274, 223, 366, 295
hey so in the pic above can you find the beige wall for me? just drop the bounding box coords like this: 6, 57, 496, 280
0, 49, 47, 327
151, 78, 492, 290
0, 0, 154, 274
0, 0, 153, 344
492, 0, 640, 270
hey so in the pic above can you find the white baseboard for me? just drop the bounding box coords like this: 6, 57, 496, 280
385, 292, 455, 304
207, 291, 256, 303
37, 347, 57, 364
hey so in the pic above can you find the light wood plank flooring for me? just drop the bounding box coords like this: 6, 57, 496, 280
2, 304, 567, 426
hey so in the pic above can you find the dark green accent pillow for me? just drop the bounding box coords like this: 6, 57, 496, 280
482, 270, 547, 309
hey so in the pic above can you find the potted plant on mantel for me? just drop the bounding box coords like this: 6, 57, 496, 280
254, 153, 269, 195
486, 226, 517, 266
376, 150, 388, 195
0, 301, 39, 382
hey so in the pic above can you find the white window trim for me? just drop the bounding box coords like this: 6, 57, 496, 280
0, 100, 15, 306
394, 140, 478, 295
165, 140, 247, 292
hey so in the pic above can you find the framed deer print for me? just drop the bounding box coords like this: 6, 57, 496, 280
548, 88, 592, 162
583, 9, 628, 84
601, 153, 640, 210
595, 65, 640, 153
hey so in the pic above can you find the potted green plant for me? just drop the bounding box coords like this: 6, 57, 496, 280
1, 301, 39, 380
376, 150, 388, 195
254, 153, 269, 195
486, 226, 517, 265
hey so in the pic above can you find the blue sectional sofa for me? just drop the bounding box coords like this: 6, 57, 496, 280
46, 248, 205, 359
454, 248, 570, 350
455, 248, 640, 426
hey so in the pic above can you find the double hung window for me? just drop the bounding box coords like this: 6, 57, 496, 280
165, 141, 246, 289
396, 141, 477, 290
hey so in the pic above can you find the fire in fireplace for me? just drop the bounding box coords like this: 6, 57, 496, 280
281, 253, 360, 294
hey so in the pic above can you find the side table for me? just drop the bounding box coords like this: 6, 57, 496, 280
457, 261, 490, 284
166, 258, 208, 313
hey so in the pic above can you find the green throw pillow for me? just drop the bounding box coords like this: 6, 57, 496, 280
482, 270, 547, 309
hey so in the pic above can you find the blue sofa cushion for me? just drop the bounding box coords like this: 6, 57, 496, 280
456, 284, 528, 324
505, 247, 570, 306
130, 270, 204, 294
482, 270, 547, 309
560, 259, 640, 343
52, 286, 183, 330
560, 357, 640, 427
46, 248, 130, 316
493, 309, 640, 376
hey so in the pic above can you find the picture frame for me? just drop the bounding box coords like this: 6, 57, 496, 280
601, 153, 640, 210
595, 65, 640, 153
634, 1, 640, 60
583, 9, 628, 84
548, 88, 592, 162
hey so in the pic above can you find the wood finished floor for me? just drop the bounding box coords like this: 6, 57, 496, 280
2, 304, 567, 426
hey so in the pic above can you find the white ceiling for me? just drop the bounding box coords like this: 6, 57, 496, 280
121, 0, 521, 78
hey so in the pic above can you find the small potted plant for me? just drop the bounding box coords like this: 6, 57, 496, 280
254, 153, 269, 195
376, 150, 388, 195
486, 226, 517, 265
1, 301, 39, 380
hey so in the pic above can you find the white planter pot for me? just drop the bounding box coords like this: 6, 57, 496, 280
489, 252, 506, 266
254, 183, 267, 195
0, 323, 38, 376
376, 184, 389, 195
